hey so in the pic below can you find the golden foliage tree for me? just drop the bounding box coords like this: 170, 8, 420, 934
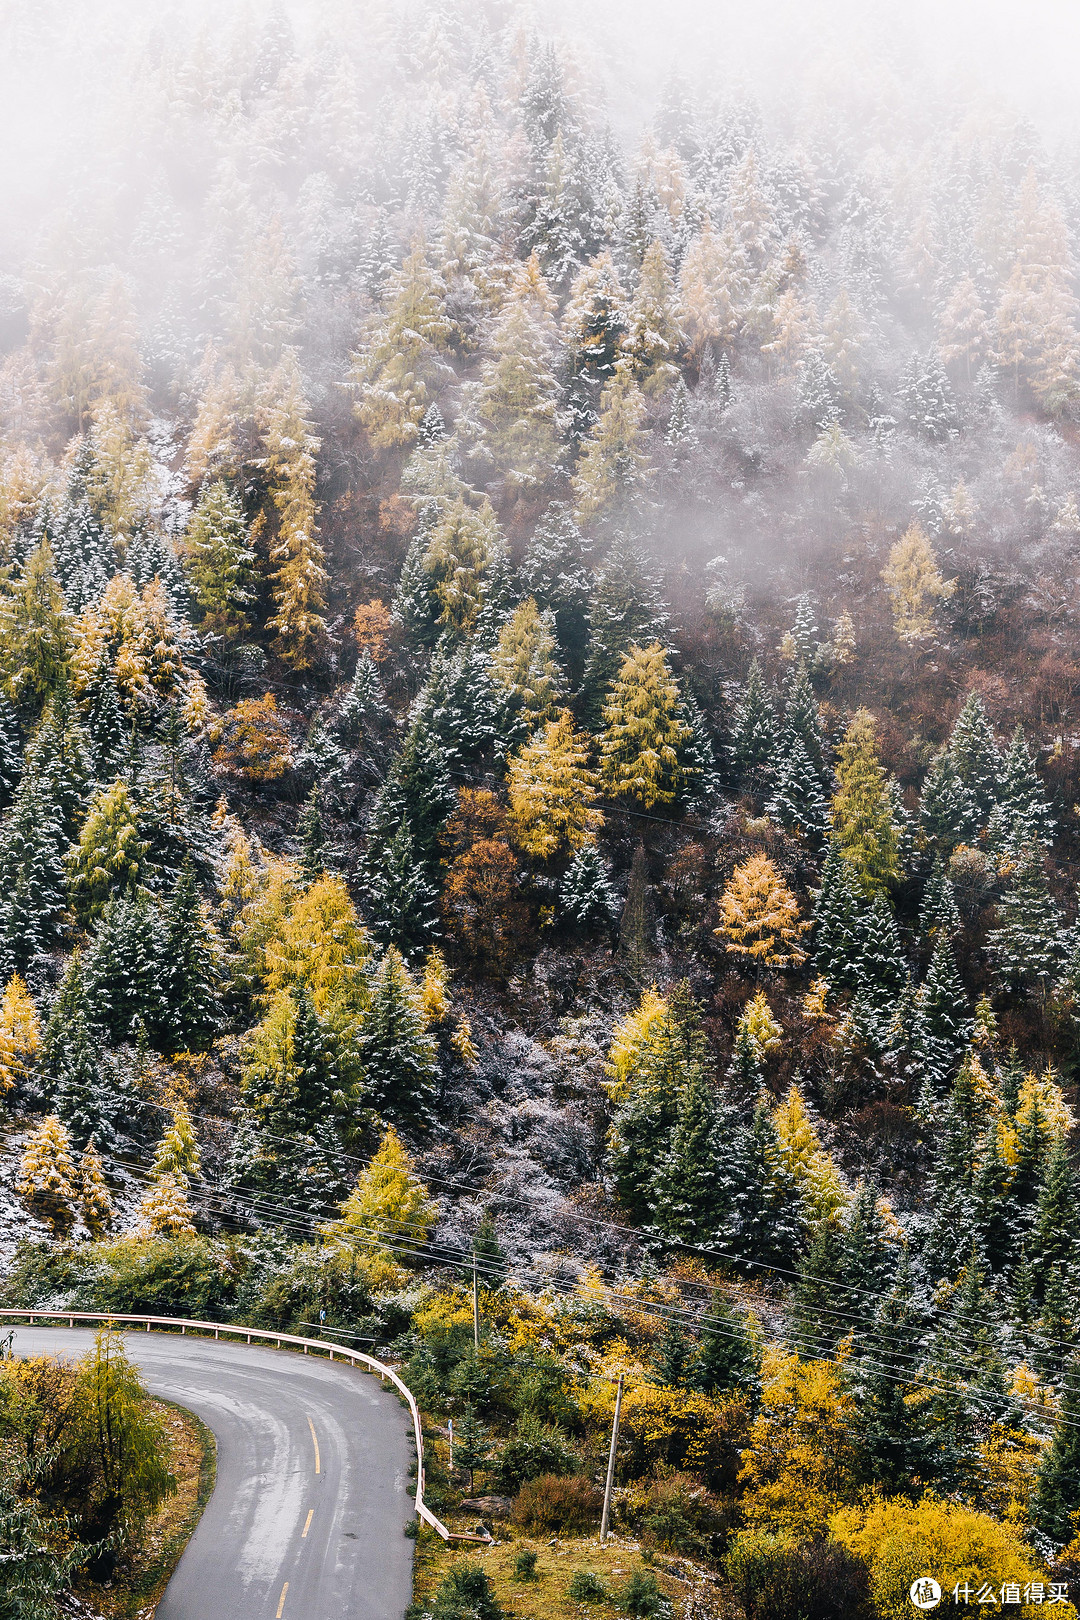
716, 853, 808, 967
73, 574, 187, 708
771, 1085, 847, 1223
211, 694, 294, 782
352, 240, 454, 449
17, 1116, 77, 1230
321, 1126, 437, 1259
151, 1100, 201, 1184
571, 370, 650, 528
0, 974, 41, 1100
136, 1173, 197, 1238
507, 709, 602, 860
605, 985, 669, 1105
262, 358, 328, 670
882, 522, 953, 643
490, 598, 564, 729
79, 1140, 113, 1236
829, 709, 900, 896
738, 1347, 862, 1538
599, 642, 688, 808
66, 777, 148, 920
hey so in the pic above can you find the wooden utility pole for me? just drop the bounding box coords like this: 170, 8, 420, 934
599, 1372, 624, 1543
472, 1254, 480, 1351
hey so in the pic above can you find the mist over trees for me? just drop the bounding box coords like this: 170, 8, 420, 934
2, 1, 1080, 1613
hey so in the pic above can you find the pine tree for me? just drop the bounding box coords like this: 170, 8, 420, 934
366, 722, 457, 871
82, 892, 168, 1046
919, 749, 979, 854
992, 725, 1054, 849
882, 523, 953, 643
914, 939, 971, 1107
82, 652, 126, 779
0, 540, 72, 704
1031, 1136, 1079, 1275
52, 1006, 118, 1153
66, 777, 148, 921
183, 480, 255, 644
855, 1256, 940, 1493
767, 733, 829, 842
579, 538, 668, 724
507, 710, 602, 860
948, 693, 1003, 824
363, 818, 441, 958
650, 1061, 734, 1244
1033, 1356, 1080, 1543
558, 839, 618, 930
463, 254, 562, 496
811, 843, 864, 990
356, 948, 438, 1126
898, 350, 959, 440
421, 498, 502, 639
519, 503, 591, 678
730, 660, 778, 796
151, 1100, 201, 1183
599, 642, 689, 808
352, 240, 454, 449
919, 853, 962, 945
298, 787, 327, 883
160, 862, 219, 1051
986, 844, 1064, 993
829, 709, 899, 896
0, 691, 21, 811
857, 893, 908, 1018
79, 1139, 113, 1235
609, 986, 706, 1224
791, 1218, 849, 1355
730, 1099, 806, 1272
17, 1116, 77, 1230
692, 1292, 760, 1398
453, 1408, 491, 1494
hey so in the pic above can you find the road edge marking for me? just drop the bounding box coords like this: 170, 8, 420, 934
307, 1415, 321, 1475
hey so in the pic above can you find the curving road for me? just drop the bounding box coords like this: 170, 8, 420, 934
11, 1327, 415, 1620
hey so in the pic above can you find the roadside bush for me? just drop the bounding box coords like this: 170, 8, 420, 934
615, 1386, 750, 1491
87, 1236, 242, 1320
620, 1472, 733, 1559
511, 1473, 602, 1532
725, 1532, 872, 1620
496, 1412, 574, 1492
407, 1562, 505, 1620
622, 1568, 673, 1618
568, 1570, 608, 1602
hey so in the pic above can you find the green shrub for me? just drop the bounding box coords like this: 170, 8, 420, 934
725, 1533, 872, 1620
511, 1472, 602, 1532
513, 1547, 538, 1581
568, 1570, 608, 1602
496, 1411, 574, 1492
407, 1562, 505, 1620
621, 1569, 672, 1618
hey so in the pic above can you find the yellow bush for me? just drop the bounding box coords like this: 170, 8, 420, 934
739, 1347, 862, 1538
832, 1496, 1073, 1620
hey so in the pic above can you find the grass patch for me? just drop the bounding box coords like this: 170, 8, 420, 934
411, 1524, 690, 1619
76, 1397, 217, 1619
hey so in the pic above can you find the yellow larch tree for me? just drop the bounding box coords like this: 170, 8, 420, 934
321, 1127, 437, 1260
79, 1140, 113, 1236
352, 239, 454, 449
599, 642, 689, 808
0, 974, 41, 1100
771, 1084, 847, 1223
571, 370, 651, 529
490, 598, 564, 729
738, 1346, 862, 1538
716, 853, 808, 967
136, 1173, 197, 1238
882, 521, 954, 643
605, 985, 669, 1105
262, 356, 327, 670
17, 1116, 77, 1230
623, 239, 685, 396
829, 709, 900, 896
507, 709, 603, 860
679, 216, 739, 355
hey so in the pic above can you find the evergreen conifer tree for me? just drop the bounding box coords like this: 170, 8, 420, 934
766, 733, 829, 842
692, 1291, 760, 1399
159, 862, 218, 1051
1033, 1356, 1080, 1543
0, 690, 21, 810
1032, 1135, 1079, 1275
729, 659, 777, 797
919, 749, 979, 854
79, 1139, 113, 1235
729, 1099, 806, 1272
811, 843, 864, 990
152, 1099, 201, 1183
356, 948, 438, 1125
299, 788, 327, 882
993, 724, 1054, 848
558, 839, 618, 931
986, 843, 1064, 993
948, 693, 1003, 824
580, 538, 668, 724
363, 818, 441, 958
650, 1061, 736, 1245
183, 480, 255, 644
919, 853, 962, 946
82, 891, 168, 1046
519, 503, 591, 679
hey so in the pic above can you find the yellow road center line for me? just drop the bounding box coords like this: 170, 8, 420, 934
302, 1508, 314, 1538
307, 1416, 321, 1475
276, 1581, 289, 1618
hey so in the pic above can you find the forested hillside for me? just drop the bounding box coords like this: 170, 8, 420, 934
2, 3, 1080, 1614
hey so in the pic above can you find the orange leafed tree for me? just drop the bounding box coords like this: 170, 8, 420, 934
212, 694, 293, 782
716, 853, 808, 966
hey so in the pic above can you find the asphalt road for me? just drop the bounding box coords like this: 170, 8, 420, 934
11, 1327, 416, 1620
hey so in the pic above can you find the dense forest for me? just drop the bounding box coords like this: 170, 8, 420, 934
2, 2, 1080, 1616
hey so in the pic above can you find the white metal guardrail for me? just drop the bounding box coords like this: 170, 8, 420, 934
0, 1308, 490, 1545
